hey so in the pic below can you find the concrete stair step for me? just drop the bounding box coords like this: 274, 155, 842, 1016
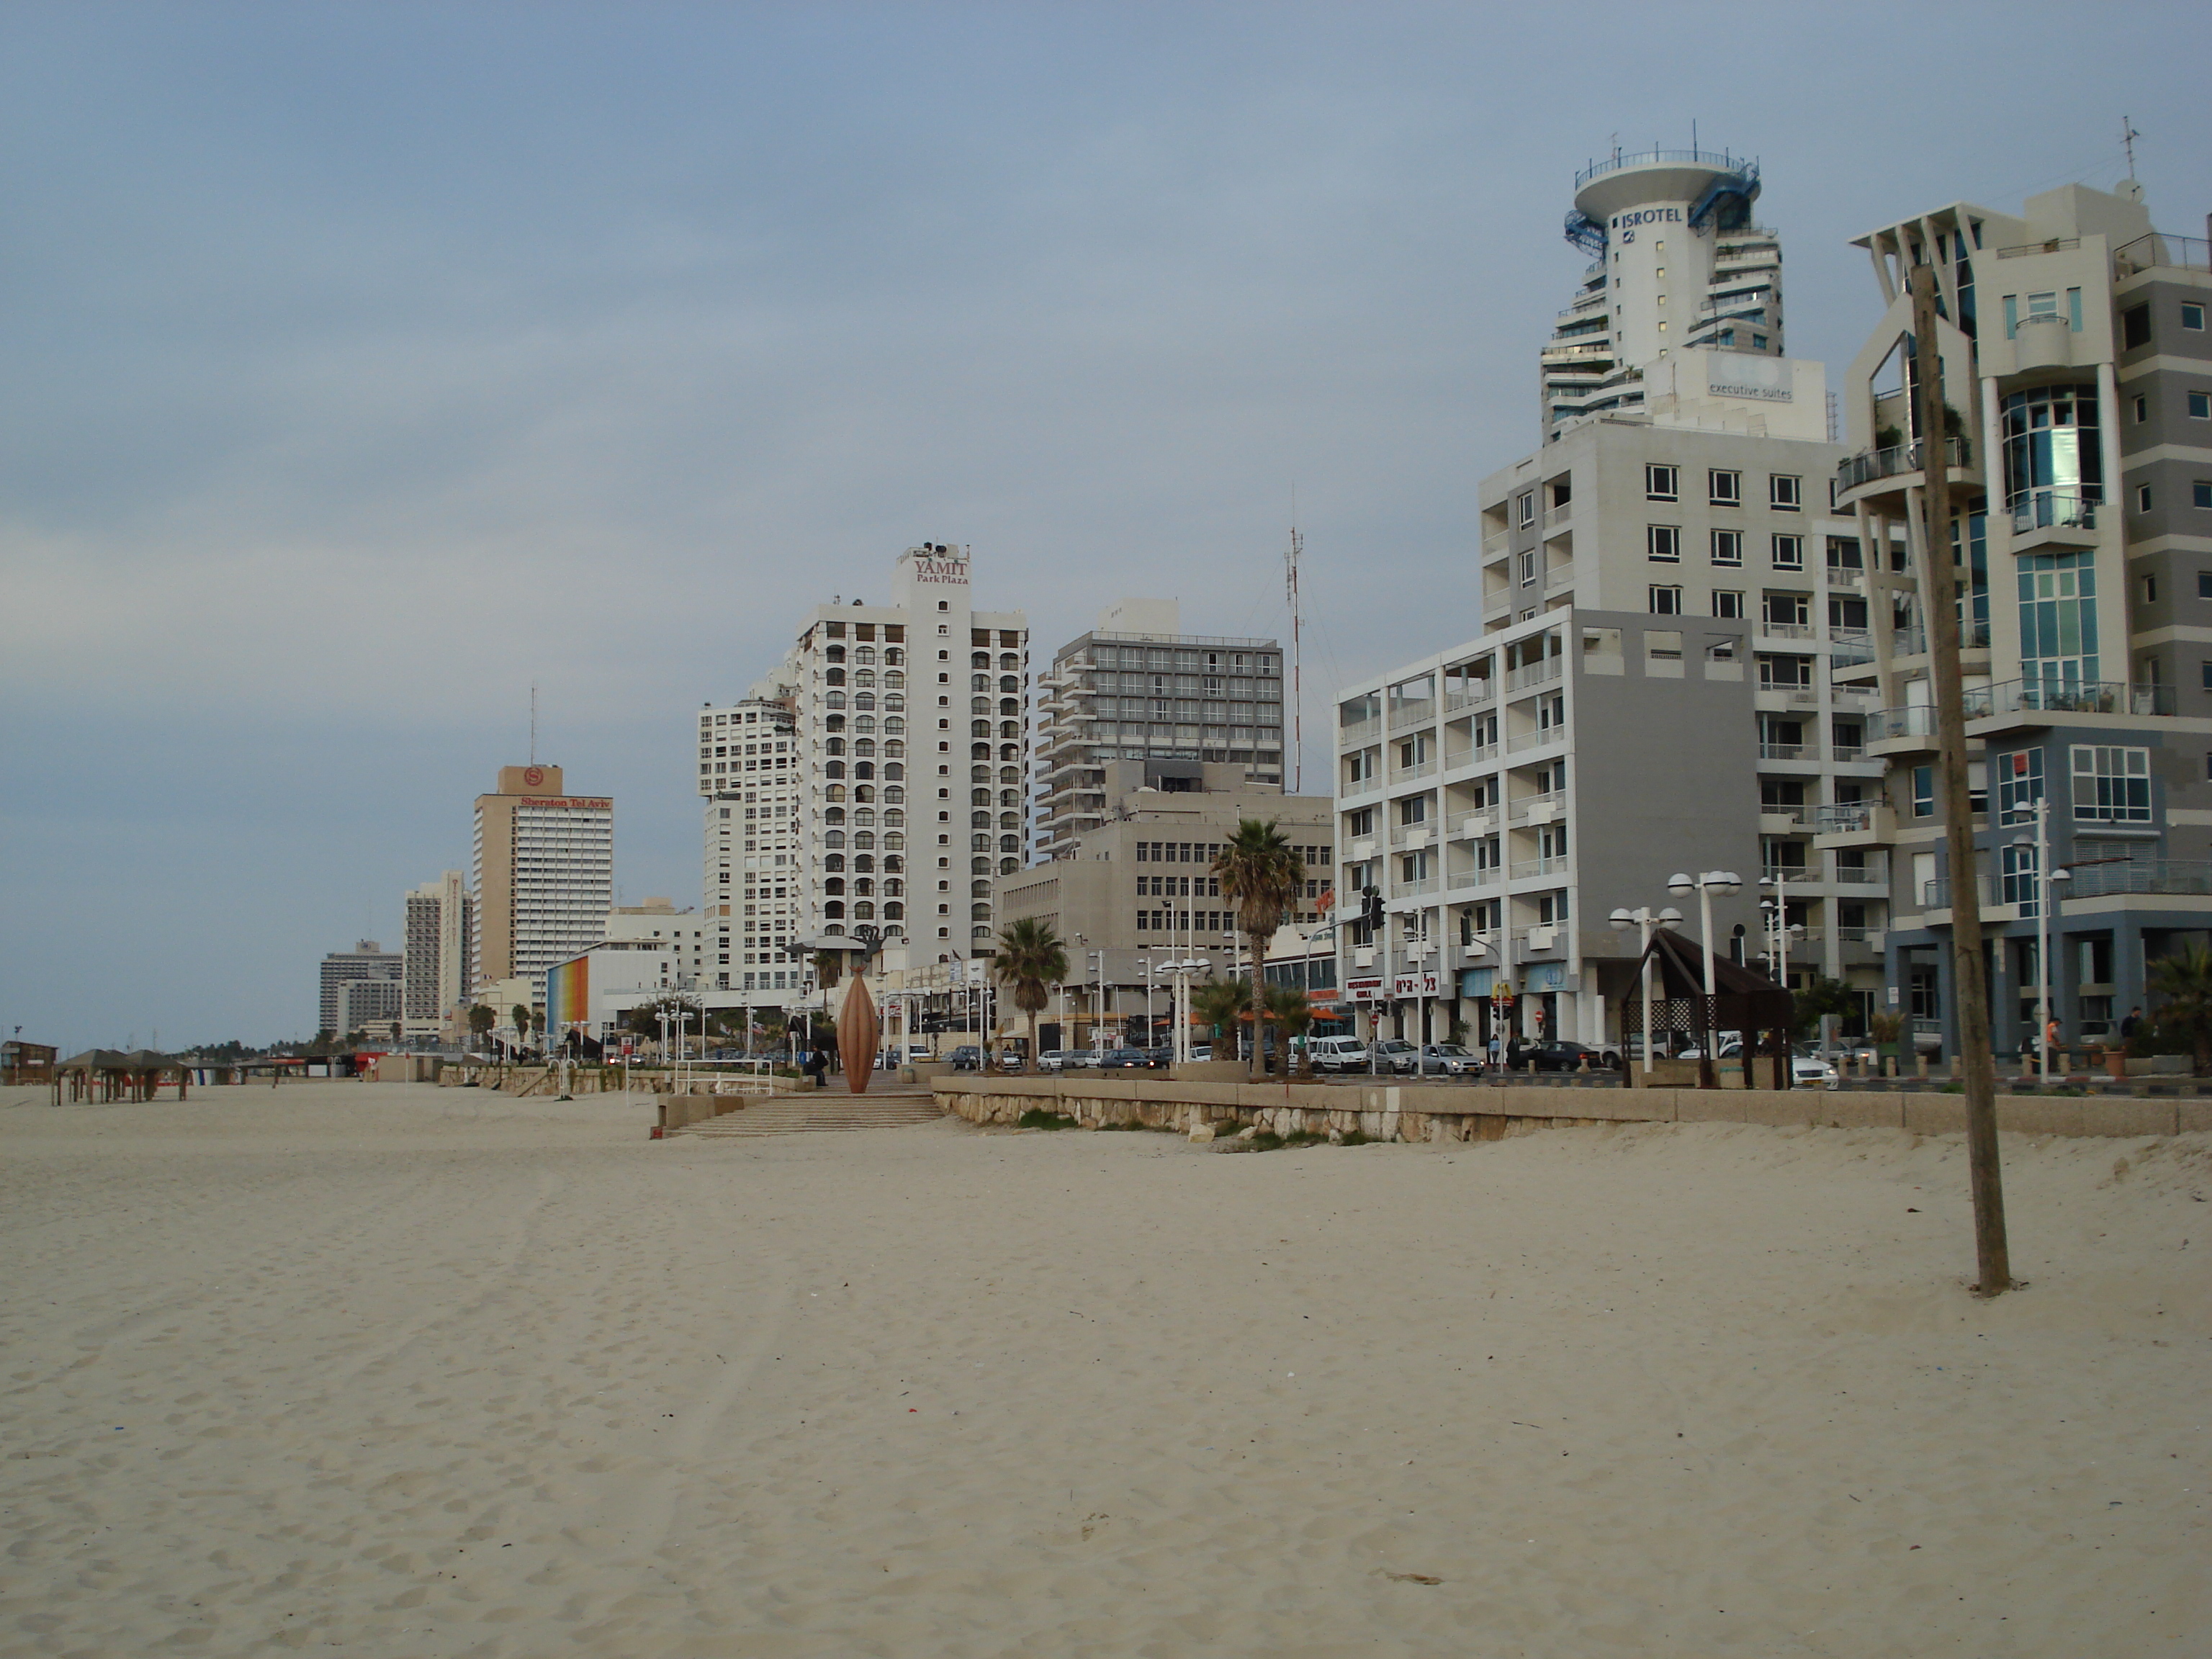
670, 1091, 943, 1138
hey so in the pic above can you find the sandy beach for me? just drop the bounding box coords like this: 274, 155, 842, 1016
1, 1081, 2205, 1655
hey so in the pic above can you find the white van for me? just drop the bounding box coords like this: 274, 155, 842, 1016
1308, 1035, 1371, 1074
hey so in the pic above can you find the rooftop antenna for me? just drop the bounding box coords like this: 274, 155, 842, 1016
529, 684, 537, 765
2121, 114, 2140, 180
1285, 487, 1303, 795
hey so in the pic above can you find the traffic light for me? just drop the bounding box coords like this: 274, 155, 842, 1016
1362, 886, 1383, 930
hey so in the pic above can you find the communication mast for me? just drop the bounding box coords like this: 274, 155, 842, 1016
1285, 508, 1303, 794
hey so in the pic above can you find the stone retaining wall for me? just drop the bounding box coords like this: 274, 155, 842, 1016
933, 1074, 2212, 1142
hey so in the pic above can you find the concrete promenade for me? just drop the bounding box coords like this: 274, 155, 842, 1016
935, 1072, 2212, 1143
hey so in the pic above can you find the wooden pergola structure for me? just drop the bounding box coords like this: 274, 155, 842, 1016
1623, 929, 1797, 1089
53, 1049, 191, 1104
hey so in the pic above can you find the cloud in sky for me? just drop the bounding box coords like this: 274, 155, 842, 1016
3, 1, 2205, 1049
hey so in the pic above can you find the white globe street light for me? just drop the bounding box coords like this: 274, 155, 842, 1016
1610, 903, 1683, 1077
1666, 870, 1743, 997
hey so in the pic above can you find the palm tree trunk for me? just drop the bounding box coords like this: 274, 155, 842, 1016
1249, 930, 1267, 1082
1027, 1011, 1038, 1074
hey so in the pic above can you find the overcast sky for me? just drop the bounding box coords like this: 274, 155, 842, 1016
4, 1, 2205, 1051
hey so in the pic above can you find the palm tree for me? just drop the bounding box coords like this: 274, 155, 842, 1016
2149, 943, 2212, 1075
1191, 976, 1252, 1060
466, 1004, 495, 1051
1264, 980, 1316, 1076
992, 918, 1068, 1073
1213, 819, 1306, 1079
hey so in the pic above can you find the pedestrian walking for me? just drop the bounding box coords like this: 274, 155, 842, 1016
2121, 1006, 2143, 1040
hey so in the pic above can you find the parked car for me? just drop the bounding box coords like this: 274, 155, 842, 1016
1527, 1039, 1622, 1072
1695, 1038, 1840, 1089
1370, 1039, 1417, 1074
997, 1048, 1028, 1073
1036, 1049, 1074, 1073
1398, 1043, 1483, 1077
1098, 1046, 1164, 1071
1187, 1044, 1213, 1063
1143, 1046, 1176, 1068
1307, 1035, 1370, 1074
948, 1045, 983, 1072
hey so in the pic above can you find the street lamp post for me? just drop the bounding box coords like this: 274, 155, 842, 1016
1609, 904, 1683, 1078
1666, 871, 1744, 996
1759, 873, 1806, 988
2013, 797, 2072, 1080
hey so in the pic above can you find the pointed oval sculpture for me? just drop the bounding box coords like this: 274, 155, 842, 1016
837, 971, 879, 1094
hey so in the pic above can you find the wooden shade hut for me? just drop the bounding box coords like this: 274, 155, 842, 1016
1622, 929, 1796, 1089
54, 1049, 190, 1105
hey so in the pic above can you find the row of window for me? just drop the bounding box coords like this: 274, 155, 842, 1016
2131, 481, 2212, 512
1910, 746, 2150, 824
1649, 526, 1809, 567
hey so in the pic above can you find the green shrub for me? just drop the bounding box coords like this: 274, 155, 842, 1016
1017, 1108, 1079, 1130
1339, 1129, 1372, 1146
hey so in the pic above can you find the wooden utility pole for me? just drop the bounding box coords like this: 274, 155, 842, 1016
1910, 264, 2012, 1295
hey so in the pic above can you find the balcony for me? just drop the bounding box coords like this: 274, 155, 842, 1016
1339, 716, 1381, 748
1922, 876, 1994, 910
1392, 875, 1439, 897
1969, 678, 2176, 726
1451, 811, 1499, 840
1868, 704, 1938, 746
1507, 788, 1566, 824
1388, 700, 1437, 733
1506, 656, 1565, 693
1758, 621, 1815, 642
1545, 559, 1577, 590
1834, 437, 1970, 497
1388, 822, 1434, 851
1758, 741, 1818, 762
1507, 726, 1567, 754
1510, 855, 1570, 881
1443, 682, 1496, 713
1391, 757, 1437, 781
2010, 490, 2100, 551
1812, 802, 1895, 846
1539, 340, 1617, 367
2067, 860, 2212, 899
1831, 853, 1890, 889
1830, 627, 1875, 667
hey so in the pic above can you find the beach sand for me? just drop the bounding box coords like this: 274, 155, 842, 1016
1, 1080, 2205, 1655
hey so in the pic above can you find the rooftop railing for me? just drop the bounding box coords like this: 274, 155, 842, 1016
2113, 231, 2211, 279
1574, 148, 1758, 189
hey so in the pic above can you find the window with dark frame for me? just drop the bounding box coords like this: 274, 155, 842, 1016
1769, 474, 1802, 511
1709, 469, 1742, 506
1647, 524, 1681, 562
1645, 464, 1678, 501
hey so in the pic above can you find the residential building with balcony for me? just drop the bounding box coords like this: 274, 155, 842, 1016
1337, 149, 1892, 1052
696, 691, 799, 997
750, 545, 1029, 986
1830, 180, 2212, 1056
1033, 598, 1285, 860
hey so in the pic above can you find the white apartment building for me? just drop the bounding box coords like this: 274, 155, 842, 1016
723, 547, 1028, 994
402, 871, 470, 1038
696, 693, 800, 995
1032, 598, 1286, 860
318, 939, 401, 1040
1831, 181, 2212, 1057
468, 765, 614, 995
1337, 148, 1889, 1051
